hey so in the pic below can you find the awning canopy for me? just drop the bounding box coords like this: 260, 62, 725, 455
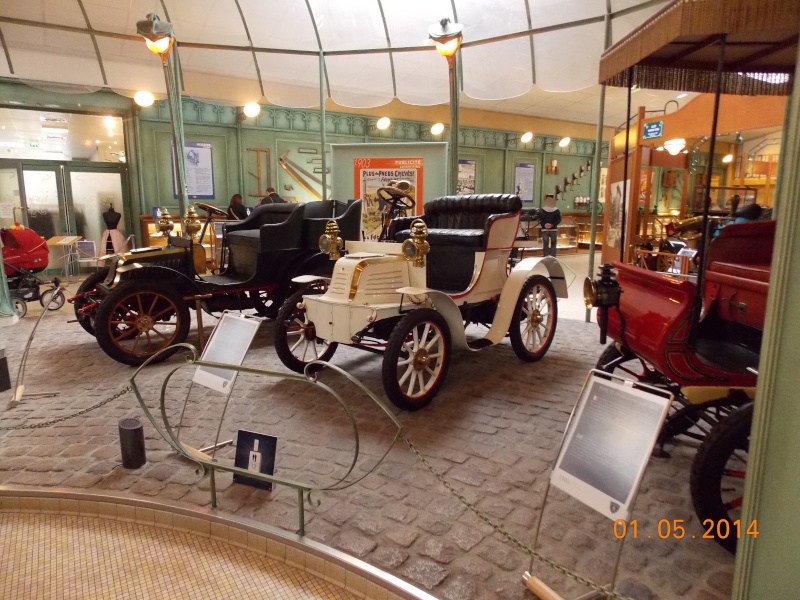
599, 0, 799, 95
0, 0, 671, 109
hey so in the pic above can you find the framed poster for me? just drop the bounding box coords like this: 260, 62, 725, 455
233, 430, 278, 491
354, 157, 424, 241
606, 179, 629, 250
514, 162, 535, 202
457, 159, 476, 194
171, 141, 215, 200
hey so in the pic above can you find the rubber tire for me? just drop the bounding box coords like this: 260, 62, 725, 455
13, 298, 27, 318
40, 288, 65, 311
74, 268, 109, 335
509, 275, 558, 362
94, 280, 190, 366
274, 289, 337, 373
382, 308, 451, 411
690, 403, 753, 554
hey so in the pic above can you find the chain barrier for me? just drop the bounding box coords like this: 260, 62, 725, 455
404, 437, 636, 600
0, 386, 131, 431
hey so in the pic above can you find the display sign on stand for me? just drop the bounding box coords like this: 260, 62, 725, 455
233, 430, 278, 491
192, 312, 261, 393
171, 141, 215, 200
524, 370, 672, 599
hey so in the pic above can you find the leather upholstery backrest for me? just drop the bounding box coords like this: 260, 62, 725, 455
225, 203, 299, 234
423, 194, 522, 230
302, 200, 362, 248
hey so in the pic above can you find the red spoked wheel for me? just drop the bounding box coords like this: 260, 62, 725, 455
94, 280, 190, 366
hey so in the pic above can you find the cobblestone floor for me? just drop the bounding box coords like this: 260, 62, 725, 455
0, 285, 734, 600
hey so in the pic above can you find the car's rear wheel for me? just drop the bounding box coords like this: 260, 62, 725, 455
509, 275, 557, 361
249, 288, 281, 319
73, 268, 109, 335
275, 289, 337, 373
382, 309, 451, 411
95, 280, 190, 366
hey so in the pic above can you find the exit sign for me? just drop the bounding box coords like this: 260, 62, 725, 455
28, 141, 40, 148
643, 121, 664, 140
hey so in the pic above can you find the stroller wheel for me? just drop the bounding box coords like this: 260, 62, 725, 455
40, 289, 66, 311
13, 298, 27, 318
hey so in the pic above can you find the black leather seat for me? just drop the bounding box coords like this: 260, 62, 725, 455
226, 204, 304, 252
390, 194, 522, 292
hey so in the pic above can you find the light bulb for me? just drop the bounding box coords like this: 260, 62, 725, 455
722, 154, 734, 163
559, 137, 571, 147
435, 38, 461, 58
145, 36, 173, 55
520, 132, 533, 144
134, 90, 155, 107
243, 102, 261, 118
376, 117, 391, 130
430, 122, 445, 135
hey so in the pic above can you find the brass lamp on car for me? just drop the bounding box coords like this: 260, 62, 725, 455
319, 220, 344, 260
157, 208, 175, 236
402, 219, 430, 268
183, 205, 202, 239
584, 264, 621, 344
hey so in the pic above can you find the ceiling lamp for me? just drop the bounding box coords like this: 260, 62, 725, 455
656, 146, 664, 151
376, 117, 391, 130
520, 131, 533, 144
137, 13, 174, 57
134, 90, 155, 107
243, 102, 261, 118
430, 122, 445, 135
429, 17, 464, 60
663, 138, 686, 155
558, 137, 571, 147
722, 153, 734, 163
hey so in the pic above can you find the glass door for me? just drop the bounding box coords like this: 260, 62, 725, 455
0, 166, 23, 229
22, 165, 68, 273
65, 167, 128, 257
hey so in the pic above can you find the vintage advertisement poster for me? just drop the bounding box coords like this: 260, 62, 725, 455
514, 162, 535, 202
172, 141, 214, 200
457, 159, 476, 194
598, 168, 608, 204
354, 157, 423, 241
607, 179, 630, 250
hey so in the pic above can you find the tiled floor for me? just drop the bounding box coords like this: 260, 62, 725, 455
1, 512, 357, 600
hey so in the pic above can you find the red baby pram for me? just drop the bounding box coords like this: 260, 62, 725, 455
2, 227, 64, 317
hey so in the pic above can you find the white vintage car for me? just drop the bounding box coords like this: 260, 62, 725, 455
274, 192, 568, 410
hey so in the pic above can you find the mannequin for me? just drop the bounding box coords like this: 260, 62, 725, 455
99, 204, 129, 259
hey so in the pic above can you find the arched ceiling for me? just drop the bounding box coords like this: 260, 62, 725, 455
0, 0, 677, 122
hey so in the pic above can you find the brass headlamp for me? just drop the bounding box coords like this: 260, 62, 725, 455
401, 219, 430, 268
157, 208, 175, 236
183, 205, 202, 239
319, 220, 344, 260
584, 264, 621, 345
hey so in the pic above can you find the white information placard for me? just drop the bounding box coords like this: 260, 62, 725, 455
550, 370, 671, 521
193, 313, 261, 393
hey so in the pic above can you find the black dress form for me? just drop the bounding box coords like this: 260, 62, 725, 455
103, 207, 121, 252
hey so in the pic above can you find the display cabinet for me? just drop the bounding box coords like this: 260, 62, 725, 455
571, 214, 604, 250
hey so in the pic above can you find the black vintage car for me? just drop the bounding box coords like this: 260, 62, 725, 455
70, 200, 360, 366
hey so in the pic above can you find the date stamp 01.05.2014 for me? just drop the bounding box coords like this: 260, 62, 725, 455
613, 519, 758, 541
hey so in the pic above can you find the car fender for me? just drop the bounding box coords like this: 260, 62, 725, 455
110, 264, 197, 293
512, 256, 568, 298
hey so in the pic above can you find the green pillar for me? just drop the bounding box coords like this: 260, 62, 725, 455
733, 44, 800, 598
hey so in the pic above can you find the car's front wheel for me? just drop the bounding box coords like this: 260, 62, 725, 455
94, 280, 190, 366
382, 308, 451, 411
274, 289, 337, 373
509, 275, 557, 361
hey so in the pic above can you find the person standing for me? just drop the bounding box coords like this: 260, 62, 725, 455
227, 194, 248, 220
540, 194, 561, 257
258, 187, 285, 205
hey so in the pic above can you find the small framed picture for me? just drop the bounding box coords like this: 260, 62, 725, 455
233, 430, 278, 491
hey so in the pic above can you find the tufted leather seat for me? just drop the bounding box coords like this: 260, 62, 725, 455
390, 194, 522, 292
391, 194, 522, 249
